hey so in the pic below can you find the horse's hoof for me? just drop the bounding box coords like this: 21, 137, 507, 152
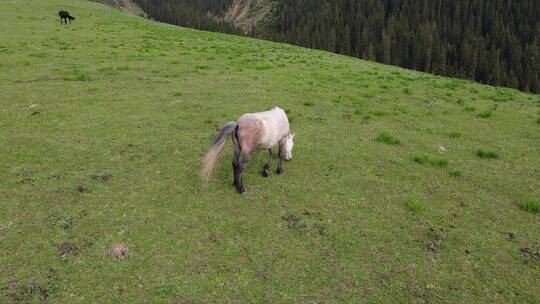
262, 170, 269, 177
236, 187, 245, 194
276, 168, 284, 175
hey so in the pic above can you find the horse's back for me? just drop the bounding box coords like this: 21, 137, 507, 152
238, 107, 289, 150
239, 107, 289, 137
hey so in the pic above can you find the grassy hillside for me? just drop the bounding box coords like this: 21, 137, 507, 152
1, 0, 539, 302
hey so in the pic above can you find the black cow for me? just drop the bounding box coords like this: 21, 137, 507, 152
59, 11, 75, 24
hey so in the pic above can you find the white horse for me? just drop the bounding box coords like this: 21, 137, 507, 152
202, 107, 295, 193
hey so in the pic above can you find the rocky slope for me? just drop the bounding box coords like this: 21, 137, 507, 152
221, 0, 273, 33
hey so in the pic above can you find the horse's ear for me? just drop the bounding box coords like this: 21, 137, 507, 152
291, 133, 295, 139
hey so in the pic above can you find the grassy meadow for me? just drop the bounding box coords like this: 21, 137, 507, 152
1, 0, 539, 302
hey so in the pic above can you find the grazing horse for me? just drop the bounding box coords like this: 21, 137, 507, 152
202, 107, 295, 194
59, 11, 75, 24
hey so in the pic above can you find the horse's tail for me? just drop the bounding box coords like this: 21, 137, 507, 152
201, 121, 238, 181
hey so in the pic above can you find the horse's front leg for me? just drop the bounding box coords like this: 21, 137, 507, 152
276, 142, 284, 175
236, 152, 252, 194
262, 147, 274, 177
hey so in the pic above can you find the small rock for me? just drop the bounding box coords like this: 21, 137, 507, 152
437, 144, 446, 153
110, 244, 128, 260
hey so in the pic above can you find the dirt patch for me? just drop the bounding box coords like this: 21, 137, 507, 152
282, 211, 326, 236
117, 143, 143, 161
47, 174, 61, 180
426, 241, 442, 252
208, 234, 219, 244
424, 226, 447, 253
282, 214, 303, 229
16, 177, 34, 184
2, 282, 49, 303
519, 247, 539, 260
90, 173, 112, 181
315, 223, 326, 235
302, 210, 322, 218
57, 242, 78, 257
76, 185, 88, 193
500, 231, 517, 241
62, 218, 74, 230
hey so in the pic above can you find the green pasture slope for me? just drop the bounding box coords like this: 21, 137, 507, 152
1, 0, 539, 302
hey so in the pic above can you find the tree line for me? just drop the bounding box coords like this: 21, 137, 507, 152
133, 0, 239, 33
133, 0, 540, 93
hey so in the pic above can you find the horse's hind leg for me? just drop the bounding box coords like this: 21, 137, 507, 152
276, 142, 284, 175
232, 131, 241, 187
236, 152, 252, 194
262, 148, 274, 177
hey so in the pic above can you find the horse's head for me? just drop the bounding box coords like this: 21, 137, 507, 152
284, 133, 295, 160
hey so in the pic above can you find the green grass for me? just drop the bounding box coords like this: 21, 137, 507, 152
1, 0, 540, 303
404, 199, 425, 213
477, 109, 493, 118
375, 132, 400, 145
413, 155, 449, 167
477, 149, 500, 159
449, 170, 462, 177
521, 199, 540, 214
448, 131, 461, 138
